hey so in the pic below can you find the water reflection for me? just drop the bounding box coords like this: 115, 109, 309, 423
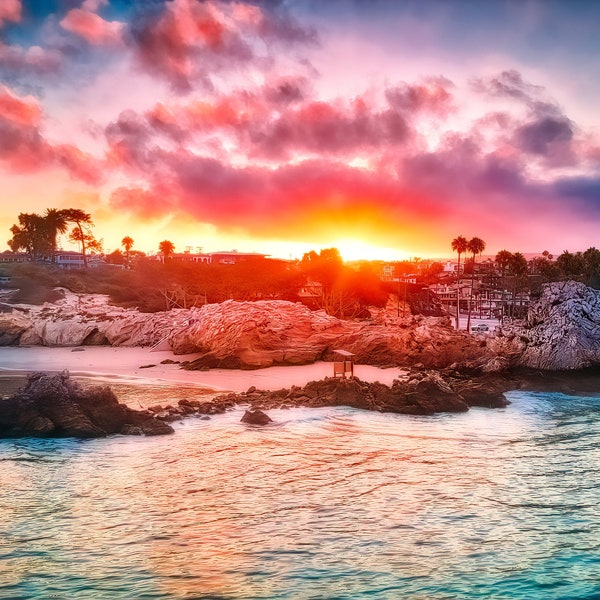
1, 395, 600, 598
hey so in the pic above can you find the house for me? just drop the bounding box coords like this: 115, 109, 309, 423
209, 250, 270, 264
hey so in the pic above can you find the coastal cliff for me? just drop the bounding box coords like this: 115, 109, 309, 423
0, 291, 490, 369
498, 281, 600, 370
1, 281, 600, 371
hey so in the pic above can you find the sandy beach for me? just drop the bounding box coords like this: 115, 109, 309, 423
0, 346, 405, 394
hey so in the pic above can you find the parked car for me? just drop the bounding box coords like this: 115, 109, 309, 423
471, 323, 489, 333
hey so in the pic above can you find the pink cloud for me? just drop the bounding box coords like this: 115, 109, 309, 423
129, 0, 316, 92
0, 86, 42, 126
0, 0, 20, 27
0, 86, 102, 183
60, 8, 124, 46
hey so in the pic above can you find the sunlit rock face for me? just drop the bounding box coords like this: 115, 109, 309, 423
505, 281, 600, 370
169, 299, 489, 369
0, 291, 492, 369
0, 291, 188, 348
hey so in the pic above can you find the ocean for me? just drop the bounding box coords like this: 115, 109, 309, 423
1, 389, 599, 599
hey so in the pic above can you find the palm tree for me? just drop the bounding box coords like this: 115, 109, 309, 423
159, 240, 175, 263
62, 208, 93, 267
451, 236, 468, 329
466, 237, 486, 332
43, 208, 69, 263
121, 236, 134, 269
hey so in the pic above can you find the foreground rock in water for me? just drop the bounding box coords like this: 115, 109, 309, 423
0, 372, 174, 438
214, 370, 511, 417
241, 409, 273, 425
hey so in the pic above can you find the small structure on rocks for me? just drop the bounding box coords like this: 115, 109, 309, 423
333, 349, 355, 379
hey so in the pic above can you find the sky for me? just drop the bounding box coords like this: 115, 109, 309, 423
1, 0, 599, 261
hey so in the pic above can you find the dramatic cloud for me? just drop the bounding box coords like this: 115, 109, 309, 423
2, 1, 600, 256
0, 0, 21, 28
0, 85, 102, 183
128, 0, 316, 92
60, 8, 124, 46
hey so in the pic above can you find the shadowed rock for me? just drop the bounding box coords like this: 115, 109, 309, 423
0, 371, 174, 439
241, 409, 273, 425
216, 369, 512, 417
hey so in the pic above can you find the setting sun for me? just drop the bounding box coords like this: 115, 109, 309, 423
332, 239, 410, 263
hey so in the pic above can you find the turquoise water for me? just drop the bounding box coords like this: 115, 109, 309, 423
1, 391, 600, 599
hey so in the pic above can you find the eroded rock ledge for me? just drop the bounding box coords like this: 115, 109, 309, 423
0, 372, 174, 439
213, 368, 513, 416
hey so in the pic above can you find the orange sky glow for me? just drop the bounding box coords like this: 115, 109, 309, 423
1, 1, 600, 261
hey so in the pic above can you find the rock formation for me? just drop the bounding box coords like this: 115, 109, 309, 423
0, 372, 174, 438
0, 291, 491, 369
214, 369, 511, 416
500, 281, 600, 370
4, 281, 600, 372
240, 409, 273, 425
171, 299, 489, 370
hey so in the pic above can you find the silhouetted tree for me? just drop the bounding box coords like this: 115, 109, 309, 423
8, 213, 50, 260
69, 227, 103, 261
451, 235, 468, 329
159, 240, 175, 262
62, 209, 93, 267
43, 208, 69, 263
121, 236, 134, 269
466, 237, 486, 332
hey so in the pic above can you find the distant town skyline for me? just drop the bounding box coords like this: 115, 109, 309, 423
1, 0, 599, 261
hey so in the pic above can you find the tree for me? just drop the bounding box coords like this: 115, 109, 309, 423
8, 213, 50, 260
121, 236, 134, 269
68, 227, 103, 261
43, 208, 69, 263
451, 236, 468, 329
300, 248, 345, 315
508, 252, 528, 318
159, 240, 175, 262
495, 250, 512, 277
582, 247, 600, 285
466, 237, 486, 332
61, 209, 93, 267
556, 250, 585, 281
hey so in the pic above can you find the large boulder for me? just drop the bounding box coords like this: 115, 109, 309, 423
504, 281, 600, 370
0, 371, 174, 438
171, 299, 489, 370
0, 311, 31, 345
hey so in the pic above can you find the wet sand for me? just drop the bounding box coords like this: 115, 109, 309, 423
0, 346, 405, 397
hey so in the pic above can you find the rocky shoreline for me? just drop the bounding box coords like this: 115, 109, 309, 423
3, 363, 600, 438
2, 280, 600, 437
2, 281, 600, 373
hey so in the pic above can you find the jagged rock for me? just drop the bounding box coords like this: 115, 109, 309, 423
172, 299, 488, 370
241, 409, 273, 425
0, 371, 174, 438
0, 291, 492, 369
504, 281, 600, 370
218, 370, 510, 416
0, 312, 31, 345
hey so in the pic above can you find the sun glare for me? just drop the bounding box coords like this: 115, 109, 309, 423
333, 239, 408, 262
